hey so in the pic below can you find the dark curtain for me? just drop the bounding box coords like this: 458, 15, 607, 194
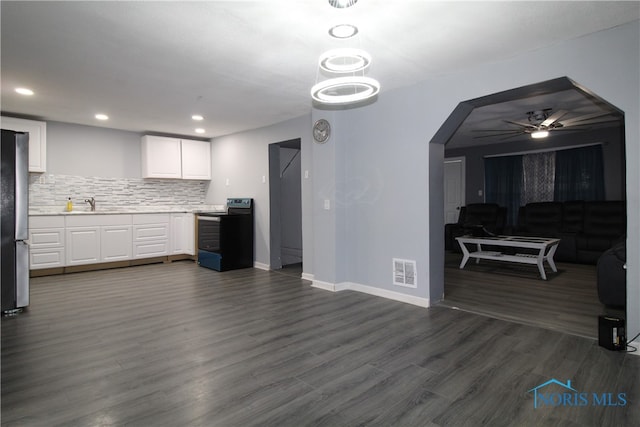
554, 145, 605, 201
484, 155, 523, 226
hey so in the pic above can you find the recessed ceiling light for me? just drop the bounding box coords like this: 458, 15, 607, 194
328, 0, 357, 8
195, 128, 205, 134
95, 114, 109, 121
192, 115, 204, 121
329, 24, 358, 39
15, 87, 34, 96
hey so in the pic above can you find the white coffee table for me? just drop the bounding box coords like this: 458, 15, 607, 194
455, 235, 561, 280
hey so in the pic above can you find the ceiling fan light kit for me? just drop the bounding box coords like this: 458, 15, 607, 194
531, 130, 549, 139
311, 0, 380, 107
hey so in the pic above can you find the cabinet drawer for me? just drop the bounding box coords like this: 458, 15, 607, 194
133, 240, 169, 258
29, 227, 65, 248
30, 247, 65, 269
133, 224, 169, 241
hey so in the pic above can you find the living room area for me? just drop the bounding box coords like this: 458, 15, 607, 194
440, 78, 627, 340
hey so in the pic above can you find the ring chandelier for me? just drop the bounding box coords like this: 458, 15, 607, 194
311, 5, 380, 106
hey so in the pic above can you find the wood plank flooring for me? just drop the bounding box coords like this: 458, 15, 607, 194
442, 251, 625, 339
2, 261, 638, 426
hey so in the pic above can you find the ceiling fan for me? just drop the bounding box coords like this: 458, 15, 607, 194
473, 108, 620, 140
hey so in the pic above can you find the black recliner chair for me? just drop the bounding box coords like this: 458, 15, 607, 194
597, 238, 626, 308
445, 203, 507, 251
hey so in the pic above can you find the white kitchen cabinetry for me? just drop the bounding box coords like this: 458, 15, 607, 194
1, 116, 47, 172
171, 213, 195, 255
133, 214, 170, 258
181, 140, 211, 180
66, 227, 101, 265
141, 136, 182, 178
141, 135, 211, 180
66, 215, 132, 265
29, 216, 65, 269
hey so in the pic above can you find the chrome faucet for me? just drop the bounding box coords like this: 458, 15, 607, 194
85, 197, 96, 211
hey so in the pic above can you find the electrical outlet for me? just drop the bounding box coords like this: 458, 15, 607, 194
324, 199, 330, 210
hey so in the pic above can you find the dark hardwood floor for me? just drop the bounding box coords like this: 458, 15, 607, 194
442, 251, 625, 339
2, 261, 638, 426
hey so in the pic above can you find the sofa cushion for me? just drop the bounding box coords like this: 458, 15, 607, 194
561, 200, 585, 233
582, 201, 626, 237
522, 202, 563, 235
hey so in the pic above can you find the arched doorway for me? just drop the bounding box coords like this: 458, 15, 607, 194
429, 76, 626, 338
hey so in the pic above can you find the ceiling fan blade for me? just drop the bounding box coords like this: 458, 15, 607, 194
502, 119, 532, 128
473, 130, 526, 139
563, 117, 621, 127
472, 129, 526, 133
561, 111, 617, 126
541, 110, 568, 127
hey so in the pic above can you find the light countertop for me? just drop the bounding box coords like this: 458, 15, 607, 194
29, 205, 226, 216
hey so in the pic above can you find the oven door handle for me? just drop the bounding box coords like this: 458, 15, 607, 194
198, 216, 221, 222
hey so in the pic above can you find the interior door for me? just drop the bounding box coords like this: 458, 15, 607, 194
444, 158, 465, 224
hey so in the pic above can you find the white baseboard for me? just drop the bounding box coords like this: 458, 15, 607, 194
301, 272, 314, 281
312, 280, 430, 308
311, 279, 337, 292
253, 261, 270, 271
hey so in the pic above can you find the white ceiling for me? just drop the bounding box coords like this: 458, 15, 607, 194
1, 1, 638, 139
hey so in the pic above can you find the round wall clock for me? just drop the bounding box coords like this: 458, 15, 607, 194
313, 119, 331, 143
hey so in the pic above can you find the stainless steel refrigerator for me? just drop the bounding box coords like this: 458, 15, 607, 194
1, 129, 30, 314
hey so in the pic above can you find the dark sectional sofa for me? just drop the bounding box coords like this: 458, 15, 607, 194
445, 200, 626, 264
514, 200, 626, 264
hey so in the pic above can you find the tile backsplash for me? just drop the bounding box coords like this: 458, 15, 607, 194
29, 174, 209, 211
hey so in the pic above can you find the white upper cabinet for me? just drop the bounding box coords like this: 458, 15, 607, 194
181, 139, 211, 180
1, 116, 47, 173
141, 135, 211, 180
141, 135, 182, 179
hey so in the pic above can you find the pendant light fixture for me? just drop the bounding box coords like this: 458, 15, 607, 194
311, 3, 380, 107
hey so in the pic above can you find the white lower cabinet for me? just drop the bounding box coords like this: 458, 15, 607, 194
29, 212, 193, 270
133, 214, 170, 259
101, 225, 133, 262
29, 216, 65, 269
65, 215, 132, 265
171, 213, 195, 255
66, 227, 101, 265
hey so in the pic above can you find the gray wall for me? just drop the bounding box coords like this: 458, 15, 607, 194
445, 126, 625, 203
207, 115, 312, 272
46, 121, 141, 178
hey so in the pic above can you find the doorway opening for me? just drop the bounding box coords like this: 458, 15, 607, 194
268, 138, 303, 277
431, 77, 627, 338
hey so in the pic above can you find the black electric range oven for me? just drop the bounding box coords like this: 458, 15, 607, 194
197, 198, 254, 271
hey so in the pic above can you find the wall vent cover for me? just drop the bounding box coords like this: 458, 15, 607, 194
393, 258, 417, 288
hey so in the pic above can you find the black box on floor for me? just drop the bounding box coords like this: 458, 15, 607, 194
598, 315, 626, 351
